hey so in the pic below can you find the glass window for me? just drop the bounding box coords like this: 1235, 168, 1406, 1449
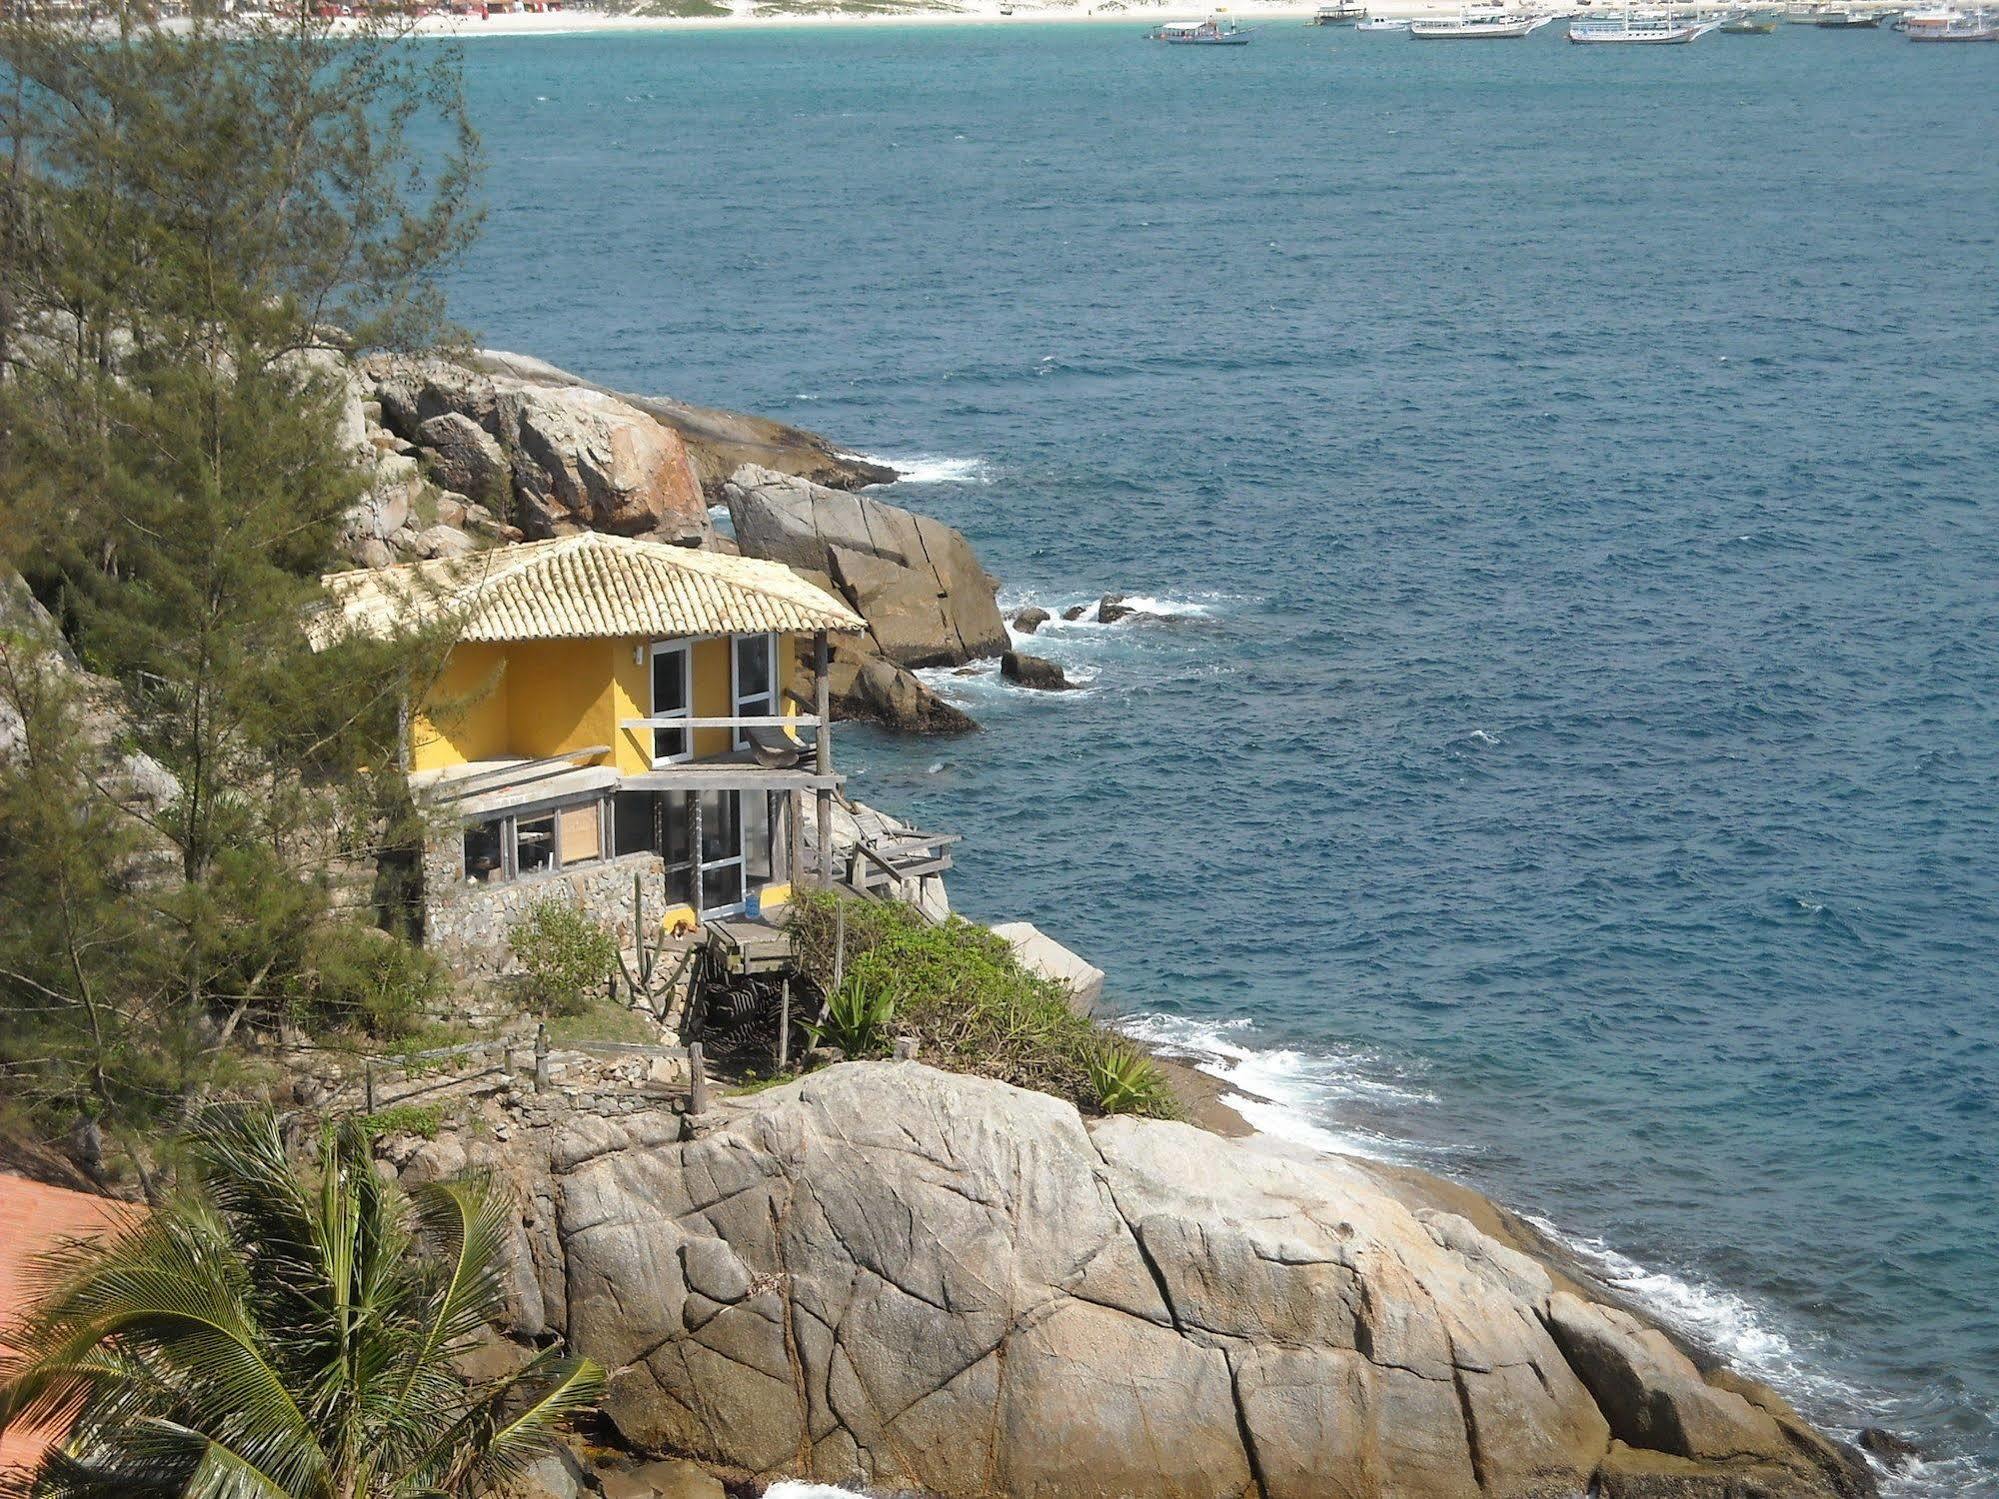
744, 792, 773, 886
462, 819, 506, 884
515, 813, 556, 877
735, 633, 773, 700
732, 634, 776, 748
651, 643, 691, 765
613, 791, 659, 857
701, 860, 743, 916
700, 790, 740, 866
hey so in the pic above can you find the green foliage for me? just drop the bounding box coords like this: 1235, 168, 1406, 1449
360, 1102, 446, 1140
0, 1107, 601, 1498
1085, 1040, 1175, 1117
803, 963, 901, 1058
788, 893, 1182, 1119
509, 900, 619, 1019
299, 923, 447, 1040
0, 3, 480, 1177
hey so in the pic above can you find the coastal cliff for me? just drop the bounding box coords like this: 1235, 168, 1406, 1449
402, 1064, 1873, 1499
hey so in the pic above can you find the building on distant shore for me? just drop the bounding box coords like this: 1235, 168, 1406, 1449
312, 532, 867, 966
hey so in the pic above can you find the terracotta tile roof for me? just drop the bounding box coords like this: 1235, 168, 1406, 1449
0, 1175, 138, 1481
311, 532, 866, 647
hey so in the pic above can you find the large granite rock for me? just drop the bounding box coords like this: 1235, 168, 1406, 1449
724, 464, 1008, 669
364, 355, 711, 545
497, 1065, 1869, 1499
468, 349, 892, 495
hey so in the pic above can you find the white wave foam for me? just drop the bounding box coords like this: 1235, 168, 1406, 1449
1116, 1012, 1435, 1138
846, 451, 991, 485
765, 1485, 884, 1499
1523, 1217, 1867, 1414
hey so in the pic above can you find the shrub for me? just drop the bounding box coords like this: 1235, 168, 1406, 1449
1086, 1040, 1175, 1117
804, 961, 901, 1057
302, 923, 447, 1038
509, 899, 618, 1018
787, 892, 1182, 1120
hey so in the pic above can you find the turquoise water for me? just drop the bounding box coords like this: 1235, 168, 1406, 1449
436, 23, 1999, 1490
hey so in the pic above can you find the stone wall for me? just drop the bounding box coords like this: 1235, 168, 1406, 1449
425, 848, 669, 973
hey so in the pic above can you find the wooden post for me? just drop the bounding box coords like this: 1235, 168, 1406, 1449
364, 1063, 376, 1113
833, 901, 847, 997
689, 1042, 708, 1115
786, 788, 802, 888
534, 1023, 550, 1093
689, 790, 704, 919
777, 976, 791, 1072
814, 629, 832, 889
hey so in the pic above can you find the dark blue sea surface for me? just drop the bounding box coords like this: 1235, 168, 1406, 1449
436, 23, 1999, 1491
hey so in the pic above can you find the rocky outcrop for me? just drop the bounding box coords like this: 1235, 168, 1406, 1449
841, 657, 978, 736
469, 350, 894, 495
0, 569, 180, 819
1000, 650, 1072, 691
476, 1064, 1869, 1499
364, 355, 712, 546
724, 465, 1007, 669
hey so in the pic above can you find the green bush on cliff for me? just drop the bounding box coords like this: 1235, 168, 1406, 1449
299, 923, 448, 1039
789, 892, 1180, 1120
510, 899, 619, 1018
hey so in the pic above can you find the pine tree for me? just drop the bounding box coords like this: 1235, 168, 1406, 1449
0, 3, 481, 1175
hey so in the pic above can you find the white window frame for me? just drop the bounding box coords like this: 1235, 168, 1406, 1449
729, 632, 778, 750
649, 640, 694, 767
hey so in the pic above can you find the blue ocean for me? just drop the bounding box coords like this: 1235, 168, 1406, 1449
435, 22, 1999, 1492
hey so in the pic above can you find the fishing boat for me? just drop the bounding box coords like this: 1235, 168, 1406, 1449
1718, 6, 1782, 27
1570, 11, 1718, 39
1906, 4, 1999, 33
1356, 11, 1414, 24
1310, 1, 1366, 21
1148, 14, 1256, 40
1410, 9, 1554, 35
1813, 6, 1884, 23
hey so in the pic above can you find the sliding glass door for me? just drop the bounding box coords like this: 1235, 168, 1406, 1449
698, 790, 743, 916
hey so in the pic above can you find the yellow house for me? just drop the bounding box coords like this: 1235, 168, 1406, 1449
314, 532, 867, 927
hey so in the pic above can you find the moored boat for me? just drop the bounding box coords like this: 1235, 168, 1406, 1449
1410, 9, 1554, 35
1148, 15, 1256, 41
1718, 7, 1782, 27
1906, 4, 1999, 32
1570, 11, 1719, 39
1356, 12, 1414, 24
1813, 6, 1884, 23
1310, 1, 1366, 22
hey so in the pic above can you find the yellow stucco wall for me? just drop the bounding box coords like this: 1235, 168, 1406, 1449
416, 631, 806, 774
504, 639, 619, 764
411, 642, 511, 771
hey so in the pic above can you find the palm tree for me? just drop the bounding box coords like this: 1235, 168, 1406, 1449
0, 1108, 602, 1499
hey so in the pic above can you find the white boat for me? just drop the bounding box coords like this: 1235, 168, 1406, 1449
1356, 12, 1414, 24
1310, 1, 1366, 21
1148, 15, 1256, 41
1813, 6, 1884, 23
1410, 9, 1554, 34
1569, 10, 1719, 38
1906, 3, 1998, 32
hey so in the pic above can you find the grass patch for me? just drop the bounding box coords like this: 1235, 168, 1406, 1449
788, 892, 1178, 1120
544, 997, 658, 1048
634, 0, 732, 14
360, 1103, 445, 1140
